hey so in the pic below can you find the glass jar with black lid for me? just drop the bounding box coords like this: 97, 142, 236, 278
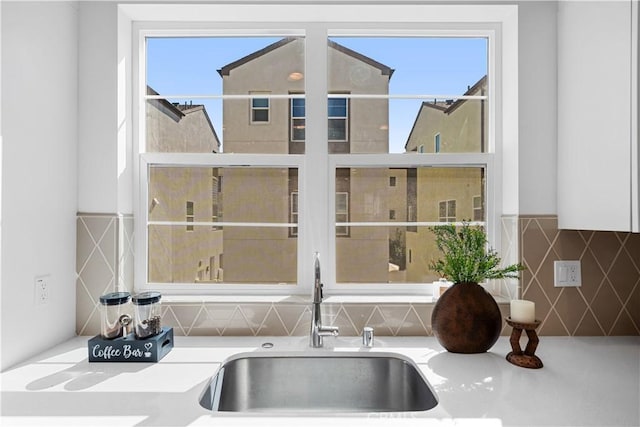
99, 292, 132, 339
132, 291, 162, 339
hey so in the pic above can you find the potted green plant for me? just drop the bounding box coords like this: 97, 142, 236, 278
429, 221, 524, 353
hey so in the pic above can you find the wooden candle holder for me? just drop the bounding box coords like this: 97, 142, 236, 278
505, 317, 543, 369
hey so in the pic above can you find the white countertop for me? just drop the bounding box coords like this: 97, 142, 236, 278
1, 335, 638, 426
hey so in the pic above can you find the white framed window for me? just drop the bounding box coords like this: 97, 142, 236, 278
131, 4, 518, 296
473, 195, 484, 222
434, 133, 441, 153
328, 97, 348, 142
290, 98, 306, 142
186, 201, 194, 231
335, 192, 349, 237
290, 97, 348, 142
438, 199, 457, 222
211, 172, 219, 230
290, 191, 299, 237
250, 93, 270, 124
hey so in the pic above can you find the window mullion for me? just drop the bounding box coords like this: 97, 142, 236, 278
302, 27, 331, 289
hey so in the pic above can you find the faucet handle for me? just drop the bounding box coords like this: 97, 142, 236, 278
362, 326, 374, 348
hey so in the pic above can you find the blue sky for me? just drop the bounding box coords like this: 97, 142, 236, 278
147, 37, 487, 153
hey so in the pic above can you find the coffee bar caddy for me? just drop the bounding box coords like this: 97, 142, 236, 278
88, 291, 173, 362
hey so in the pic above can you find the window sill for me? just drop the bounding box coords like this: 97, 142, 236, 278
161, 294, 510, 305
162, 295, 309, 304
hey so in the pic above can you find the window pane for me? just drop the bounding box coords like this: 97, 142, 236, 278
252, 109, 269, 123
328, 37, 488, 154
292, 118, 306, 142
291, 99, 305, 117
148, 225, 296, 284
148, 166, 298, 284
146, 36, 305, 154
447, 200, 456, 217
328, 119, 346, 141
328, 98, 347, 117
335, 166, 485, 284
252, 98, 269, 108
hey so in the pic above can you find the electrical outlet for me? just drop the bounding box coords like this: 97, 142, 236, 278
35, 276, 50, 305
554, 261, 581, 287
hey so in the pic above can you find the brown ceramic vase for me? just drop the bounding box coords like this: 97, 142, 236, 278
431, 281, 502, 353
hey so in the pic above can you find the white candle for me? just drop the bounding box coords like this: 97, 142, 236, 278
510, 299, 535, 323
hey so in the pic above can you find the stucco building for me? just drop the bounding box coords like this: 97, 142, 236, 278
146, 87, 224, 283
145, 40, 486, 286
404, 76, 487, 282
218, 37, 398, 283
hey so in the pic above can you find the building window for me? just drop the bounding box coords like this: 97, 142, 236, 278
211, 172, 219, 230
291, 98, 305, 141
291, 97, 348, 143
473, 195, 483, 221
336, 192, 349, 236
186, 201, 194, 231
135, 4, 517, 295
434, 133, 441, 153
290, 191, 299, 236
439, 200, 456, 222
251, 95, 270, 123
328, 98, 348, 141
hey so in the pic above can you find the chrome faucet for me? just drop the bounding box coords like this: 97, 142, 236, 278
310, 253, 339, 348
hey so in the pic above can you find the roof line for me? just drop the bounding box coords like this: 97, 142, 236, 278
218, 37, 296, 77
180, 106, 221, 151
445, 75, 487, 114
328, 39, 394, 78
217, 37, 394, 79
147, 85, 186, 118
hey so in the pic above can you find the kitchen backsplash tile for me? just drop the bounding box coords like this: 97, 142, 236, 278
520, 216, 639, 336
76, 213, 639, 337
76, 213, 133, 335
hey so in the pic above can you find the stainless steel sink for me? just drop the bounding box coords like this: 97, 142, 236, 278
199, 351, 438, 413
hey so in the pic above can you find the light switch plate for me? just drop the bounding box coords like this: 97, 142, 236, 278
554, 260, 581, 287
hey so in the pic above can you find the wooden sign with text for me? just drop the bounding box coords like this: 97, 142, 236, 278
88, 327, 173, 363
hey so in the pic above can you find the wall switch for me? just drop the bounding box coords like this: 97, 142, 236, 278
35, 276, 50, 305
554, 261, 581, 287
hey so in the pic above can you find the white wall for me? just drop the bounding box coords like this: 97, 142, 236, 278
78, 2, 119, 214
518, 0, 557, 215
1, 2, 79, 371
